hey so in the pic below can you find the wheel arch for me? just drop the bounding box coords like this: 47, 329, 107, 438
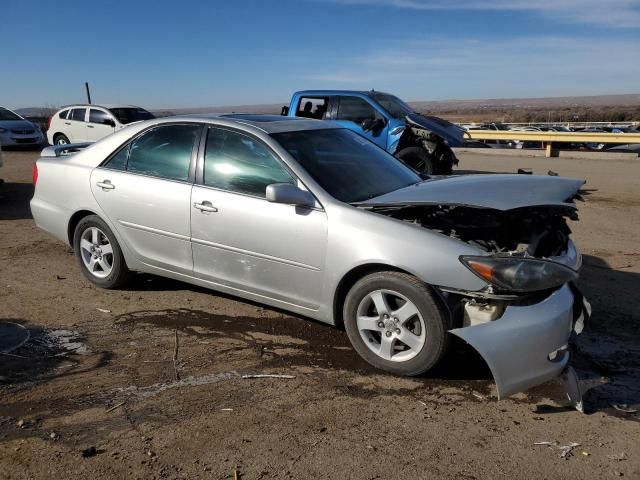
67, 209, 98, 246
332, 263, 451, 329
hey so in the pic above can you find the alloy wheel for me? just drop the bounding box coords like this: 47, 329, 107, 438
356, 289, 426, 362
79, 226, 114, 279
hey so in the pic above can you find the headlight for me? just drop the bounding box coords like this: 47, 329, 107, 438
460, 255, 578, 292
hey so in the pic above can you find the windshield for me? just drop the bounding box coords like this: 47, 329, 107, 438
369, 92, 414, 119
108, 107, 154, 125
272, 129, 420, 203
0, 108, 22, 121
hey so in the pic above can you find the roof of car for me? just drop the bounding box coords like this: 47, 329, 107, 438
167, 113, 337, 134
59, 104, 142, 110
293, 90, 391, 97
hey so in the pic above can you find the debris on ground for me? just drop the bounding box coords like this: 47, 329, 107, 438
96, 308, 111, 313
105, 401, 126, 413
611, 404, 638, 414
81, 447, 98, 458
241, 374, 296, 379
534, 441, 581, 459
607, 453, 628, 461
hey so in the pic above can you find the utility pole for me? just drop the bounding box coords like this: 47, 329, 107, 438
85, 82, 92, 104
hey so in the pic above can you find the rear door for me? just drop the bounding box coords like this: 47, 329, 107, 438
87, 108, 116, 142
333, 96, 388, 149
68, 108, 88, 142
90, 123, 201, 274
190, 126, 327, 310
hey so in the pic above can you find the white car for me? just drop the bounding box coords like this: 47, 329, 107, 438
47, 104, 154, 145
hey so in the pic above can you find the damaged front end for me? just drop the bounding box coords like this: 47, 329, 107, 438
360, 179, 591, 403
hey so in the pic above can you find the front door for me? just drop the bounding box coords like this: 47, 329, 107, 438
333, 95, 389, 149
190, 126, 327, 310
87, 108, 116, 142
90, 123, 201, 274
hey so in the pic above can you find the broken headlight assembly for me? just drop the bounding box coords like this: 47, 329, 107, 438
459, 255, 578, 293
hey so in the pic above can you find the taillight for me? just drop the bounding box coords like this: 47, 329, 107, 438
32, 163, 38, 185
47, 116, 52, 130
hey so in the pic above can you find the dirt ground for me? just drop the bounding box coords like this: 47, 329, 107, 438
1, 149, 639, 479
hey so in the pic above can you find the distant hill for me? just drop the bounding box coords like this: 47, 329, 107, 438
14, 93, 640, 123
407, 93, 640, 113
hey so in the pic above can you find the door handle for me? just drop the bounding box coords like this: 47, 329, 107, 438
87, 125, 94, 128
96, 180, 115, 190
193, 201, 218, 213
64, 122, 71, 125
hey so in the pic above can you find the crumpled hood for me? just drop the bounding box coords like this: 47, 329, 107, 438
406, 113, 466, 147
0, 119, 38, 132
357, 174, 586, 211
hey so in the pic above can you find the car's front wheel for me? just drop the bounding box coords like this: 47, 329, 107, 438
343, 271, 450, 375
73, 215, 131, 289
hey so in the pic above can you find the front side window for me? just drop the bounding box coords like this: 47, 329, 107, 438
336, 97, 378, 125
272, 128, 419, 203
70, 108, 86, 122
125, 124, 200, 181
89, 109, 111, 124
204, 128, 294, 198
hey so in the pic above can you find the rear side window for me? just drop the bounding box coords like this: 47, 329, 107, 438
70, 108, 86, 122
204, 128, 294, 197
58, 109, 69, 119
296, 97, 328, 120
89, 109, 111, 124
126, 124, 200, 181
336, 97, 378, 124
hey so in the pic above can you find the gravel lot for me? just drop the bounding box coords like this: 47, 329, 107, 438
1, 150, 639, 479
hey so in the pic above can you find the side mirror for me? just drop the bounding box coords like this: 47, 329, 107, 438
362, 117, 386, 132
266, 183, 315, 208
103, 118, 116, 127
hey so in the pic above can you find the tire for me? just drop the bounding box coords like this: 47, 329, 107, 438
73, 215, 132, 289
343, 271, 450, 376
395, 147, 434, 175
53, 134, 70, 145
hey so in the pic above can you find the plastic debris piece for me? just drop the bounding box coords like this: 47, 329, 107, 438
96, 308, 111, 313
607, 453, 628, 461
241, 374, 296, 379
611, 404, 637, 414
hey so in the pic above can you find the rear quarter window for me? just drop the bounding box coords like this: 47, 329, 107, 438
58, 109, 70, 119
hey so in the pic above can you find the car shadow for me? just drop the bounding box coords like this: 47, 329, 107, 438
0, 182, 34, 220
570, 254, 640, 416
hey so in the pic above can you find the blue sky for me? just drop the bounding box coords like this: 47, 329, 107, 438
2, 0, 639, 109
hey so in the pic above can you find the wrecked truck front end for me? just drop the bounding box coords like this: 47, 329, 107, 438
357, 174, 590, 401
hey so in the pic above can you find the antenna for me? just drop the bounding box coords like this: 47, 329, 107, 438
85, 82, 92, 104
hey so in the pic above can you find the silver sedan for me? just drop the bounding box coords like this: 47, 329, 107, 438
30, 114, 589, 402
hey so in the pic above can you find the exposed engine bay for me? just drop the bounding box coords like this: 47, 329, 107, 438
369, 203, 577, 258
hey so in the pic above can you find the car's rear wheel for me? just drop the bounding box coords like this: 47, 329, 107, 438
73, 215, 131, 289
54, 134, 70, 145
343, 271, 450, 376
395, 147, 434, 175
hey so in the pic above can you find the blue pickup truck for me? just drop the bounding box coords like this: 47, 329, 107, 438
282, 90, 465, 174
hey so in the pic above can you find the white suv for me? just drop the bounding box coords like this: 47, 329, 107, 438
47, 104, 154, 145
